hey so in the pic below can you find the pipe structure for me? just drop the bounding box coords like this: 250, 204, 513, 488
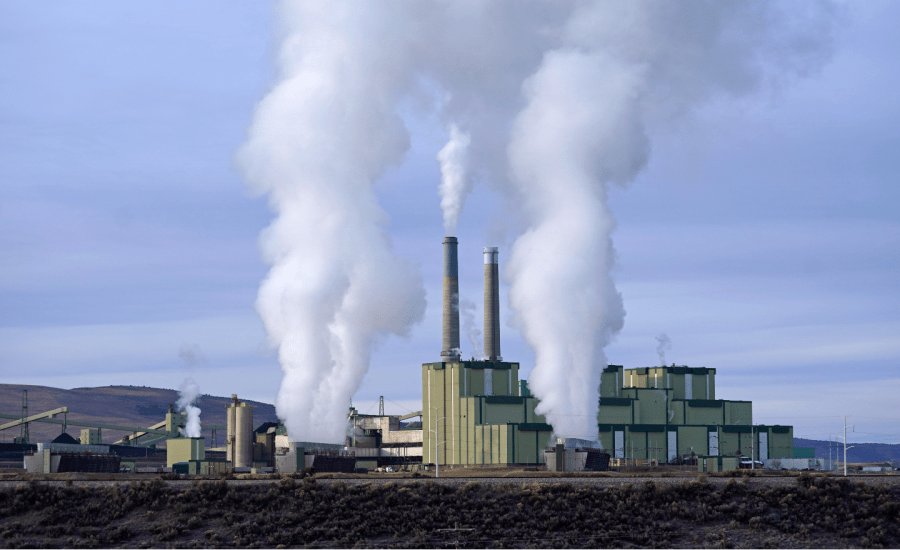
441, 237, 460, 361
483, 247, 501, 361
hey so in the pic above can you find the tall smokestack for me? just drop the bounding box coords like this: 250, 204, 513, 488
441, 237, 460, 361
483, 247, 501, 361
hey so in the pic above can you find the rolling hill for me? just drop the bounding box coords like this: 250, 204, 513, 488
794, 437, 900, 465
0, 384, 279, 446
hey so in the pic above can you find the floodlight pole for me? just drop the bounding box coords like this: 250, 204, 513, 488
843, 416, 854, 477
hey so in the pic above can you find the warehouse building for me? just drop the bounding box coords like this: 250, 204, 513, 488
598, 364, 793, 465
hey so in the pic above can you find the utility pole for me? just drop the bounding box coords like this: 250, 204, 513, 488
843, 416, 853, 477
751, 424, 755, 470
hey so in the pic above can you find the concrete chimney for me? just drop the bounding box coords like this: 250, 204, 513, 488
483, 247, 501, 361
441, 237, 460, 361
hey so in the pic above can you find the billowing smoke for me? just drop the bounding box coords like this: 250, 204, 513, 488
176, 378, 202, 438
656, 334, 672, 367
504, 2, 835, 439
459, 299, 483, 360
236, 3, 427, 443
242, 1, 836, 443
437, 124, 472, 235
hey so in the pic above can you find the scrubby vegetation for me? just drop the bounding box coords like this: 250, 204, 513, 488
0, 473, 897, 548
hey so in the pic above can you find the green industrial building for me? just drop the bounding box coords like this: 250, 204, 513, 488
598, 365, 793, 464
422, 237, 793, 470
422, 360, 553, 466
422, 239, 553, 467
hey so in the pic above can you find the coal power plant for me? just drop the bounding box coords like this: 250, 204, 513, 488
3, 237, 804, 476
345, 236, 801, 474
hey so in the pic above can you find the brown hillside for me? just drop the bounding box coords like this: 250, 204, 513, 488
0, 384, 278, 445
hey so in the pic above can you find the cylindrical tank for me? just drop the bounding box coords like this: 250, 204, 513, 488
226, 395, 253, 468
483, 247, 501, 361
441, 236, 460, 361
235, 404, 253, 468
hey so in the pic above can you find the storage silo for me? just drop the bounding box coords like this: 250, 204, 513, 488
226, 395, 254, 468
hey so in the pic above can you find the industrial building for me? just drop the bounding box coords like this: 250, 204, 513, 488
345, 407, 424, 471
9, 235, 803, 476
598, 364, 794, 467
422, 239, 553, 467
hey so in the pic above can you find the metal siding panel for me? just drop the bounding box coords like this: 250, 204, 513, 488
598, 405, 633, 425
759, 431, 768, 462
678, 426, 708, 457
685, 373, 693, 399
720, 431, 738, 456
492, 425, 500, 463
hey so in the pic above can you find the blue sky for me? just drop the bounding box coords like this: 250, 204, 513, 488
1, 2, 897, 444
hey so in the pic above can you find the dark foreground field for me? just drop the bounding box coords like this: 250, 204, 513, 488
0, 473, 897, 548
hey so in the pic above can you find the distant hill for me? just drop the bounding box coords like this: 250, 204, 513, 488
794, 437, 900, 465
0, 384, 279, 446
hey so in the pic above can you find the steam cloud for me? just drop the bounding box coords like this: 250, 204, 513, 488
459, 299, 483, 360
656, 333, 672, 367
176, 378, 202, 438
437, 124, 472, 235
236, 3, 428, 443
242, 1, 836, 442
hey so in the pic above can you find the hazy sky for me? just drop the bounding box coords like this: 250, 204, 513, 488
1, 2, 897, 444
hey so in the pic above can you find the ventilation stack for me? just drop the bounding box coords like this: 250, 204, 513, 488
483, 247, 501, 361
441, 237, 460, 361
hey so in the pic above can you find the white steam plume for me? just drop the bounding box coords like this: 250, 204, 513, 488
437, 124, 472, 235
459, 299, 483, 360
656, 334, 672, 367
504, 2, 836, 439
236, 4, 427, 443
243, 1, 836, 443
176, 378, 202, 438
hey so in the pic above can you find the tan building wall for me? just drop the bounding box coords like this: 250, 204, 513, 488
80, 429, 102, 445
167, 437, 205, 467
